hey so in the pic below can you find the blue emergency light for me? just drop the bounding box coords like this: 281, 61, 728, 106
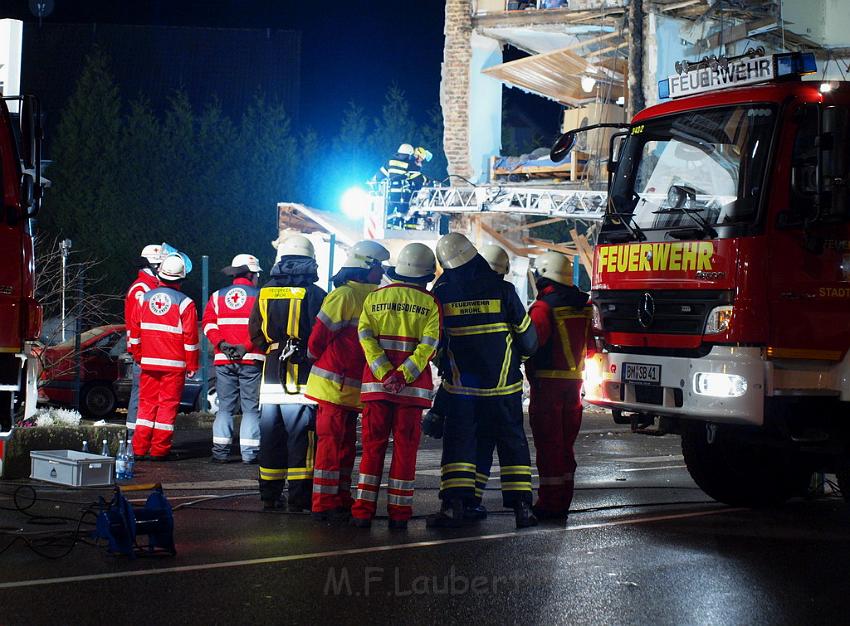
774, 51, 817, 77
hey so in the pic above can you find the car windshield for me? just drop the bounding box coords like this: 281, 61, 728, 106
609, 104, 776, 237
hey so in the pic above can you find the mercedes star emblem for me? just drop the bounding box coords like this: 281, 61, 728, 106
638, 292, 655, 328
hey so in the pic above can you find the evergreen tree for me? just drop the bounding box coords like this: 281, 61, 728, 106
43, 48, 125, 299
119, 96, 165, 244
367, 84, 419, 163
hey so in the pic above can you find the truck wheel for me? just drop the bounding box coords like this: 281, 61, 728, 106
80, 382, 118, 419
681, 423, 811, 507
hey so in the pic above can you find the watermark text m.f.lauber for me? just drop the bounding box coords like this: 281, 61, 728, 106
324, 566, 517, 597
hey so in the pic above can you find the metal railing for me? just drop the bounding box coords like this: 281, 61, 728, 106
410, 185, 607, 220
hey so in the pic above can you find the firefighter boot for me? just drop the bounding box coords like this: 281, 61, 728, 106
464, 503, 488, 521
532, 504, 569, 522
514, 501, 539, 529
350, 516, 372, 529
388, 519, 408, 531
426, 498, 466, 528
312, 507, 350, 523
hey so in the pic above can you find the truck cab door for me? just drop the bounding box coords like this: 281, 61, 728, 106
0, 105, 23, 359
768, 102, 850, 359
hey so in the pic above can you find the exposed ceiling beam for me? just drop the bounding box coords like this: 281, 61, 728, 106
657, 0, 702, 12
503, 216, 568, 233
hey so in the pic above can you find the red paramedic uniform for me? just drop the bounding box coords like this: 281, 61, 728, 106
129, 285, 199, 458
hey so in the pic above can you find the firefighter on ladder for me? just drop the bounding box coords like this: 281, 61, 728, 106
128, 253, 199, 460
375, 144, 430, 228
351, 243, 441, 530
526, 251, 592, 521
306, 240, 390, 522
124, 244, 166, 437
249, 234, 326, 511
429, 233, 539, 529
203, 254, 265, 464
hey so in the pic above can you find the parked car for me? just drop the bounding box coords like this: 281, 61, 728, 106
38, 324, 217, 418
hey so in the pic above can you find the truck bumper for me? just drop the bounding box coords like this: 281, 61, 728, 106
583, 346, 766, 426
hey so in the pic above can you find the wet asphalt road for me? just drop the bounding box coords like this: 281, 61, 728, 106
1, 408, 849, 625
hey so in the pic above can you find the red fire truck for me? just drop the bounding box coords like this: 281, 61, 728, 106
557, 51, 850, 506
0, 95, 44, 476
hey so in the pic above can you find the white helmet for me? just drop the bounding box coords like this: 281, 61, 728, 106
480, 244, 510, 275
342, 240, 390, 269
535, 251, 573, 286
394, 243, 436, 279
436, 232, 477, 270
397, 143, 414, 156
158, 253, 187, 281
276, 234, 315, 261
140, 244, 166, 267
231, 253, 262, 273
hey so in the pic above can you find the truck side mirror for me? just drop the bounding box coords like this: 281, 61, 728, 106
19, 97, 36, 171
20, 172, 34, 213
550, 131, 576, 163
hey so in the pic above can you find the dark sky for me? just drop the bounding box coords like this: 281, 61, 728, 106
3, 0, 447, 129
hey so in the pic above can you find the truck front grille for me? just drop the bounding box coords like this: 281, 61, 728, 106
592, 289, 733, 335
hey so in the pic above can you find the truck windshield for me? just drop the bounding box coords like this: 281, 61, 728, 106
608, 105, 776, 239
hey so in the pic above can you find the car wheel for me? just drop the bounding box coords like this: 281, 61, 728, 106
81, 382, 118, 419
193, 382, 218, 414
206, 387, 218, 414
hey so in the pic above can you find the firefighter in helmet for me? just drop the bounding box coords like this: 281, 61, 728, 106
429, 233, 539, 529
351, 243, 441, 529
306, 240, 391, 521
526, 251, 592, 521
248, 234, 327, 511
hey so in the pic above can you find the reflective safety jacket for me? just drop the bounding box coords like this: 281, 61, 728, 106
358, 282, 441, 407
129, 286, 199, 373
434, 256, 537, 397
124, 269, 159, 348
202, 277, 264, 365
526, 282, 592, 386
305, 281, 378, 410
378, 153, 412, 190
248, 257, 326, 404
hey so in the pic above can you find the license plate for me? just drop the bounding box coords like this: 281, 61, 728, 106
622, 362, 661, 385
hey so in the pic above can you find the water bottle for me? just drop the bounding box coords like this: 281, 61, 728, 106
100, 439, 109, 457
124, 433, 135, 479
116, 440, 127, 480
81, 440, 90, 454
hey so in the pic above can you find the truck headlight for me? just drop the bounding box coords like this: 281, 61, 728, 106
693, 372, 747, 398
704, 305, 733, 335
583, 355, 603, 387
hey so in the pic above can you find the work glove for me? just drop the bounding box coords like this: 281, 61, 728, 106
421, 410, 444, 439
382, 370, 407, 394
219, 341, 247, 360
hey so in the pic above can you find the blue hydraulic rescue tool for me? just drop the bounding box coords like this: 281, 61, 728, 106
93, 483, 176, 558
